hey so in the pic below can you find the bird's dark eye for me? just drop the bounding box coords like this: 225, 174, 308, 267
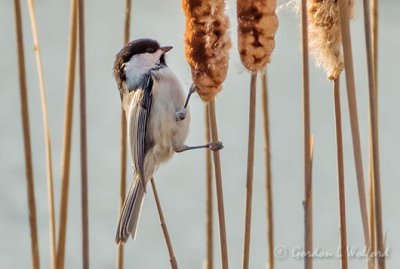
146, 47, 155, 53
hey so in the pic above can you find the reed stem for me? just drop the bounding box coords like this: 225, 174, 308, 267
333, 78, 348, 269
205, 106, 214, 269
14, 1, 40, 268
208, 100, 229, 269
242, 72, 257, 269
368, 0, 378, 267
58, 0, 78, 268
117, 1, 132, 268
338, 0, 370, 250
361, 0, 384, 267
77, 0, 90, 268
261, 70, 274, 269
301, 0, 312, 268
150, 179, 178, 269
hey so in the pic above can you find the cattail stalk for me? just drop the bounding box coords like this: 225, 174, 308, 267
58, 0, 78, 268
261, 70, 274, 269
362, 0, 384, 266
150, 179, 178, 269
117, 1, 132, 268
205, 106, 214, 269
77, 0, 90, 268
183, 1, 231, 268
368, 0, 378, 267
242, 72, 257, 269
333, 78, 348, 269
337, 0, 371, 251
26, 1, 57, 268
13, 0, 40, 268
301, 0, 312, 268
237, 1, 278, 267
208, 100, 229, 269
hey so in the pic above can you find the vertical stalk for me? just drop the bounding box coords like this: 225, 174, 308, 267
58, 0, 78, 268
301, 0, 312, 268
261, 70, 274, 269
26, 1, 56, 268
117, 1, 132, 268
333, 78, 348, 269
208, 100, 229, 269
77, 0, 90, 268
242, 72, 257, 269
150, 179, 178, 269
362, 0, 384, 267
14, 0, 40, 268
205, 106, 214, 269
338, 0, 371, 250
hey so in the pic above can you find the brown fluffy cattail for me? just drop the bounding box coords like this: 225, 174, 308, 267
237, 0, 279, 71
182, 0, 231, 102
307, 0, 354, 80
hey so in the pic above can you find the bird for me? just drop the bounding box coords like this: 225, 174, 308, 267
113, 38, 222, 244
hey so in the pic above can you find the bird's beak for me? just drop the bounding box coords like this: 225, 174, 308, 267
160, 46, 173, 54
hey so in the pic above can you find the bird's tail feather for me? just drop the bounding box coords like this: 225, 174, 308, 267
116, 177, 145, 243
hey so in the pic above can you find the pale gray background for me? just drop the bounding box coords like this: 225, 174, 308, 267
0, 0, 399, 268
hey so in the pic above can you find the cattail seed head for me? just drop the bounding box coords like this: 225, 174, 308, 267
183, 0, 231, 102
307, 0, 354, 81
237, 0, 279, 71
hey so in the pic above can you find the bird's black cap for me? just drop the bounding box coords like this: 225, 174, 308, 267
113, 38, 162, 89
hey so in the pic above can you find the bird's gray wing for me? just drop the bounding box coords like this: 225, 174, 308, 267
128, 74, 153, 190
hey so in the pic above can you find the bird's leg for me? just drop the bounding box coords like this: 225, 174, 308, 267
176, 84, 197, 121
173, 141, 224, 153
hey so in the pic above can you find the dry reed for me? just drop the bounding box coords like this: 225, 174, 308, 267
205, 107, 214, 269
182, 0, 231, 102
300, 0, 313, 268
368, 0, 378, 267
183, 1, 231, 268
57, 0, 78, 268
236, 0, 278, 267
207, 101, 229, 269
77, 0, 90, 268
26, 1, 57, 268
333, 78, 348, 269
117, 1, 132, 268
361, 0, 384, 266
337, 0, 371, 251
150, 179, 178, 269
13, 0, 40, 268
261, 70, 274, 269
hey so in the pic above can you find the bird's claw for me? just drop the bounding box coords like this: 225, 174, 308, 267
176, 108, 187, 121
209, 141, 224, 151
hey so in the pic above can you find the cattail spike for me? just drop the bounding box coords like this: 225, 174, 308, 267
237, 0, 279, 71
183, 0, 231, 102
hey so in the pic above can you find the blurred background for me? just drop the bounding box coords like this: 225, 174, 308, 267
0, 0, 399, 268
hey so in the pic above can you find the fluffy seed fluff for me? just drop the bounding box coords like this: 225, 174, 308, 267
182, 0, 231, 102
307, 0, 354, 80
237, 0, 279, 72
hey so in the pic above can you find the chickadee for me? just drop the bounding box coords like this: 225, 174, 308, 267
113, 38, 222, 244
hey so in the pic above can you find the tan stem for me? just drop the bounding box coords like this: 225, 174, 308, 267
77, 0, 90, 268
208, 100, 229, 269
242, 72, 257, 269
333, 78, 348, 269
58, 0, 78, 268
117, 1, 132, 268
301, 0, 312, 268
150, 179, 178, 269
338, 0, 371, 250
261, 70, 274, 269
205, 106, 214, 269
14, 0, 40, 268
